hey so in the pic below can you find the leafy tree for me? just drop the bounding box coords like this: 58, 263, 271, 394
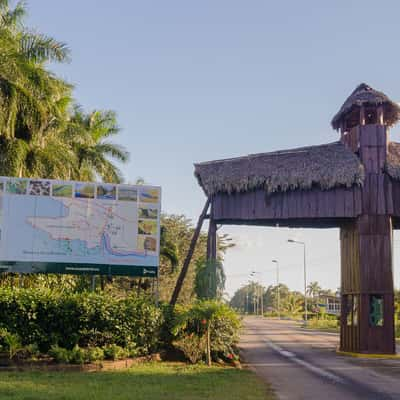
66, 107, 128, 183
0, 1, 128, 183
194, 259, 226, 300
157, 215, 232, 304
307, 281, 322, 299
230, 282, 264, 314
0, 0, 72, 177
159, 225, 179, 272
283, 293, 303, 316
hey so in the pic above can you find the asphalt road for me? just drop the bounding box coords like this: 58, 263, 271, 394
240, 317, 400, 400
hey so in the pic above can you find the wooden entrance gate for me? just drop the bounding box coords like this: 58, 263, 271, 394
172, 83, 400, 354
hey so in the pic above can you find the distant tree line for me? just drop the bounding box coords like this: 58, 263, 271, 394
230, 281, 338, 317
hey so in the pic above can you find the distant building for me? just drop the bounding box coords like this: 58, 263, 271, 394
318, 295, 341, 316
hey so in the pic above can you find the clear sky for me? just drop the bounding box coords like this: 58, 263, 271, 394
27, 0, 400, 296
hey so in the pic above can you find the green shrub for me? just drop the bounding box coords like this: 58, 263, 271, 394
86, 347, 104, 362
307, 318, 339, 330
173, 335, 206, 364
49, 345, 106, 364
103, 344, 129, 360
126, 342, 138, 358
0, 288, 163, 354
49, 345, 71, 363
0, 328, 23, 359
17, 343, 40, 360
69, 345, 87, 364
171, 300, 241, 364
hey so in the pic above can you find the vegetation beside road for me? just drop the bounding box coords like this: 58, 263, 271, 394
0, 288, 241, 366
232, 280, 400, 338
0, 363, 275, 400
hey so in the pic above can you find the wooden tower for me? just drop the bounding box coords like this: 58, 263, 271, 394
333, 84, 397, 354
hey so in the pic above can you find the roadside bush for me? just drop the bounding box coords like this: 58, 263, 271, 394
17, 343, 40, 360
171, 300, 241, 365
0, 328, 25, 359
86, 347, 104, 362
307, 318, 339, 330
69, 345, 87, 364
173, 334, 206, 364
49, 345, 106, 364
103, 344, 129, 360
0, 288, 163, 354
49, 345, 71, 363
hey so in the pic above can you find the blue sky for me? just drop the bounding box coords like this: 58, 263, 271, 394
27, 1, 400, 295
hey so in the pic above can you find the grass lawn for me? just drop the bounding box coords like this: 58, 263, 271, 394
0, 362, 275, 400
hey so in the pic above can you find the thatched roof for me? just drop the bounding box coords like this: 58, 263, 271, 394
331, 83, 400, 130
194, 142, 364, 196
386, 142, 400, 180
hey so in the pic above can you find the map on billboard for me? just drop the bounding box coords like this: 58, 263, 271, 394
0, 177, 161, 277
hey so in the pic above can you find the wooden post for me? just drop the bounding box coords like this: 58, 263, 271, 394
206, 322, 211, 366
206, 219, 217, 262
170, 198, 211, 306
207, 201, 218, 299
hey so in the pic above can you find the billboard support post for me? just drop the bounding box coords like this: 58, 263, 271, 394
155, 276, 159, 307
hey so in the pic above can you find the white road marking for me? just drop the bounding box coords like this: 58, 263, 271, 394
264, 338, 345, 384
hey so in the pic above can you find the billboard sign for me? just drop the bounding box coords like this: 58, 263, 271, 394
0, 177, 161, 277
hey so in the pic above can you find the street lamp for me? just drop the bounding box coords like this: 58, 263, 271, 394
272, 260, 280, 319
251, 271, 263, 316
248, 276, 256, 315
288, 239, 308, 325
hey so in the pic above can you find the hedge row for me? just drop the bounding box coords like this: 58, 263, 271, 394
0, 288, 163, 353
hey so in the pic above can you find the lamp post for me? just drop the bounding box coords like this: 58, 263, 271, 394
288, 239, 307, 325
251, 271, 263, 316
272, 260, 280, 319
248, 276, 256, 315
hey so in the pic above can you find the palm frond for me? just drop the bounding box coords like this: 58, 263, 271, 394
0, 0, 26, 30
19, 31, 70, 63
94, 142, 129, 163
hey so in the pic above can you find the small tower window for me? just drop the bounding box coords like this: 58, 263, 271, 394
365, 107, 377, 125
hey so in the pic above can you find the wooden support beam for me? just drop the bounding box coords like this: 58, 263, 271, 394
170, 198, 211, 306
206, 213, 218, 299
207, 202, 217, 262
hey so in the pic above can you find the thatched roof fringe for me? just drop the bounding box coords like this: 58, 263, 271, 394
386, 142, 400, 180
195, 142, 364, 196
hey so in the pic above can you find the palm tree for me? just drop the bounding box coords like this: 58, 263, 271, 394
66, 107, 128, 183
0, 0, 70, 134
307, 281, 322, 298
284, 293, 303, 316
0, 0, 73, 177
160, 225, 179, 272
